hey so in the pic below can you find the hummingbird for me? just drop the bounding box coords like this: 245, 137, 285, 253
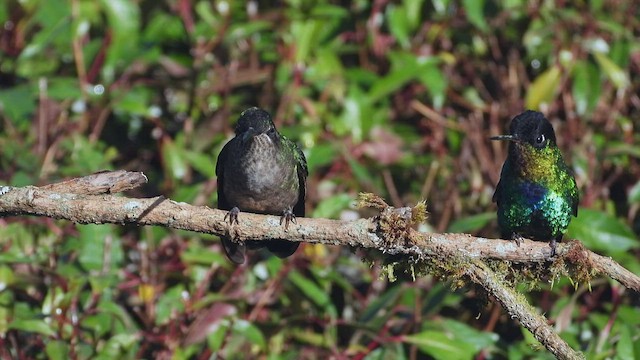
491, 110, 579, 256
216, 107, 307, 264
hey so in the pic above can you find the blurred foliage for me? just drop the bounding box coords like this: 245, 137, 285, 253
1, 0, 640, 358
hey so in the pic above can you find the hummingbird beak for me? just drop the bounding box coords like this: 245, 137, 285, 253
490, 134, 519, 142
242, 127, 257, 143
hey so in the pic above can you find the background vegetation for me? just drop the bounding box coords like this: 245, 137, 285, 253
1, 0, 639, 358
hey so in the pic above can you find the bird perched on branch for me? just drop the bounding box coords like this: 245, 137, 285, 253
216, 107, 307, 264
491, 110, 579, 256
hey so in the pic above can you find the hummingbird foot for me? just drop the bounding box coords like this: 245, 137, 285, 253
224, 206, 240, 225
549, 238, 558, 257
279, 207, 296, 230
511, 233, 525, 247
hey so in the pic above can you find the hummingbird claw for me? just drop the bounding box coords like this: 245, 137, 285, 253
511, 233, 524, 247
549, 238, 558, 257
280, 207, 296, 230
224, 207, 240, 225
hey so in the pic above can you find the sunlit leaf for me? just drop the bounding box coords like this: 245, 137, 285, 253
359, 285, 402, 323
292, 20, 323, 64
525, 65, 561, 109
100, 0, 141, 82
404, 330, 476, 360
572, 61, 601, 116
463, 0, 488, 31
312, 193, 353, 219
566, 209, 639, 254
417, 60, 447, 110
405, 0, 426, 29
96, 333, 140, 358
9, 319, 56, 337
289, 271, 335, 316
46, 341, 69, 360
616, 324, 634, 360
155, 285, 185, 325
442, 320, 498, 351
447, 212, 495, 233
162, 138, 188, 180
0, 84, 36, 124
593, 52, 630, 89
387, 5, 411, 48
76, 224, 122, 272
183, 150, 216, 178
629, 180, 640, 204
232, 320, 266, 350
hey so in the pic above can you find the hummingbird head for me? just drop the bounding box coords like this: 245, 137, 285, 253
235, 107, 280, 146
490, 110, 557, 150
491, 111, 565, 181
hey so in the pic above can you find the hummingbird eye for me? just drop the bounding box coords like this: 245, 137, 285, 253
534, 134, 546, 147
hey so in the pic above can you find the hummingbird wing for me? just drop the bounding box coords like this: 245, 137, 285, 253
265, 139, 306, 259
492, 178, 502, 205
492, 161, 509, 205
215, 138, 247, 264
215, 139, 233, 210
292, 142, 308, 217
570, 178, 579, 217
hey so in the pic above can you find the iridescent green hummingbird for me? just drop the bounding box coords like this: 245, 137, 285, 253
216, 107, 307, 264
491, 110, 578, 256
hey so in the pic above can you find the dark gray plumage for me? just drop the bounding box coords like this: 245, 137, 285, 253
216, 107, 307, 264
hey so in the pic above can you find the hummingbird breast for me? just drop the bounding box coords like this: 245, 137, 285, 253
223, 133, 300, 214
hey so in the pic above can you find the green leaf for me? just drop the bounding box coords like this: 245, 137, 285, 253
404, 0, 426, 30
0, 2, 7, 23
369, 56, 418, 103
311, 193, 353, 219
629, 180, 640, 204
46, 341, 70, 360
292, 20, 323, 64
616, 324, 634, 360
155, 285, 185, 325
288, 271, 334, 315
359, 285, 403, 323
462, 0, 488, 31
162, 138, 188, 180
593, 52, 630, 90
572, 61, 601, 116
404, 330, 476, 360
183, 150, 216, 178
387, 5, 411, 48
525, 65, 561, 109
0, 84, 36, 124
232, 320, 266, 350
442, 319, 498, 351
113, 86, 152, 116
417, 60, 447, 110
207, 321, 230, 351
9, 319, 56, 337
77, 224, 122, 272
566, 209, 639, 254
0, 291, 14, 336
182, 246, 226, 265
447, 212, 495, 233
95, 333, 140, 359
305, 144, 338, 172
100, 0, 140, 82
0, 265, 15, 290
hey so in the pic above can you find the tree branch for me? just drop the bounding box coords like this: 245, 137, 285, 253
466, 260, 584, 360
1, 171, 638, 358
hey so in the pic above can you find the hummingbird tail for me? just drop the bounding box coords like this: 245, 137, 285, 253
222, 237, 246, 264
266, 239, 299, 258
